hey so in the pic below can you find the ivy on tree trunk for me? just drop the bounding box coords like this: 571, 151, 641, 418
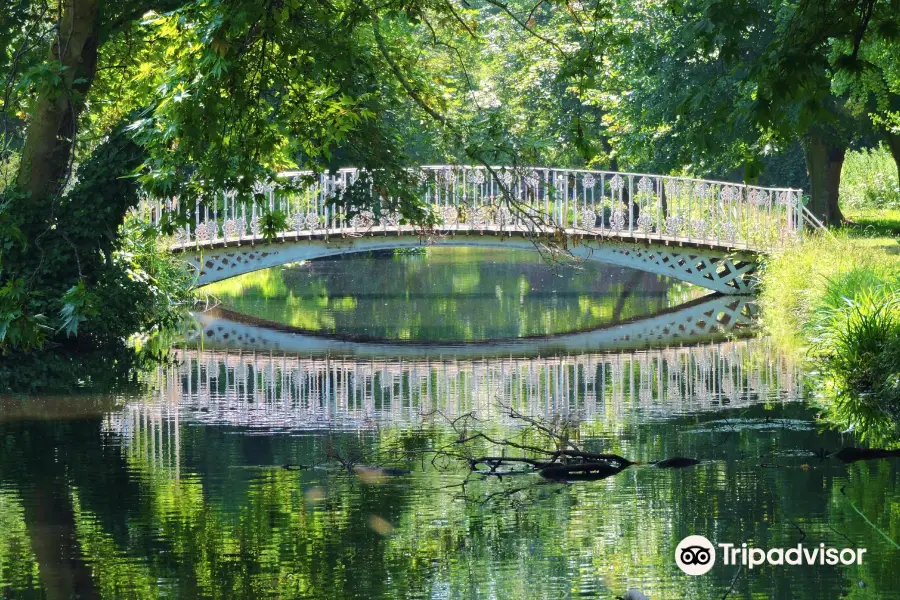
16, 0, 101, 202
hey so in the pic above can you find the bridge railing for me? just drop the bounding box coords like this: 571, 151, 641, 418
136, 166, 805, 252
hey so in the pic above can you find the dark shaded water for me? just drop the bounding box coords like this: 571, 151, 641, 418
2, 250, 898, 599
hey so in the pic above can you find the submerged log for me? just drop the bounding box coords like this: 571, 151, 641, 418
470, 453, 635, 473
653, 457, 701, 469
539, 462, 629, 481
831, 448, 900, 463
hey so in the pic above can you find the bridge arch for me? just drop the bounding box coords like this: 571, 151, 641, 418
178, 230, 758, 294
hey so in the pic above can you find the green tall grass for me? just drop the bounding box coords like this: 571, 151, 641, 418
758, 231, 900, 441
840, 144, 900, 210
759, 232, 898, 346
812, 282, 900, 442
811, 277, 899, 383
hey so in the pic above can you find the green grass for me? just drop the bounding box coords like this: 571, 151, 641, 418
758, 231, 899, 349
843, 208, 900, 239
759, 212, 900, 442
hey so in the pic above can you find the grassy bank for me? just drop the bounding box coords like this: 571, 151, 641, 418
758, 211, 899, 440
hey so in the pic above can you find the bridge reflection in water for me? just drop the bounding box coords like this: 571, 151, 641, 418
132, 340, 798, 429
115, 300, 801, 456
187, 293, 756, 356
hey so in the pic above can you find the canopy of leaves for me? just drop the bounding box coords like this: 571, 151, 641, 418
1, 0, 898, 352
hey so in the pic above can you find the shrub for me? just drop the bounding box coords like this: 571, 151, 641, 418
810, 280, 900, 440
840, 145, 900, 210
810, 279, 899, 396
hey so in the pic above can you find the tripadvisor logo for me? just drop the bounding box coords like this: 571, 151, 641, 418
675, 535, 867, 576
675, 536, 716, 575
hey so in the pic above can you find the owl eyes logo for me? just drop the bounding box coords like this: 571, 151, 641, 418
675, 536, 716, 575
680, 545, 712, 565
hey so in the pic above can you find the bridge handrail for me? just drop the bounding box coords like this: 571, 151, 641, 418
800, 205, 829, 233
280, 165, 799, 189
136, 165, 806, 253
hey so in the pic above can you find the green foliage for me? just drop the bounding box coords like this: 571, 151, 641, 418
810, 276, 900, 440
130, 1, 445, 201
841, 145, 900, 210
58, 280, 100, 338
0, 275, 49, 351
759, 229, 900, 441
0, 125, 192, 355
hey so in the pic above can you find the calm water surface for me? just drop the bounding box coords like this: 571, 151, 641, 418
1, 250, 898, 600
201, 248, 708, 341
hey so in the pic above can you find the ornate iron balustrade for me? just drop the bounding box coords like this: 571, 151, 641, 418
136, 166, 807, 253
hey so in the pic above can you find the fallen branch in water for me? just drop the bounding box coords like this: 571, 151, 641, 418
539, 461, 630, 481
830, 448, 900, 463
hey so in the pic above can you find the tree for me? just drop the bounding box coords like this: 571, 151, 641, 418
600, 0, 899, 225
0, 0, 480, 351
836, 33, 900, 184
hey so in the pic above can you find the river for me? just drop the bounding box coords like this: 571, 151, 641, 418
1, 249, 897, 599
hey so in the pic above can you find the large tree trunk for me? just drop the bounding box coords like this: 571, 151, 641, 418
802, 130, 845, 226
884, 130, 900, 187
16, 0, 101, 202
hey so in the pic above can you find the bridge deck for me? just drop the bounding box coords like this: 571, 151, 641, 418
170, 224, 761, 254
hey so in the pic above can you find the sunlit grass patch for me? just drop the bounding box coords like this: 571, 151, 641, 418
758, 231, 898, 350
843, 208, 900, 239
759, 224, 900, 441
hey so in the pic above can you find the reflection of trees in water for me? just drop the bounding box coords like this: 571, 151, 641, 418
0, 418, 142, 600
2, 339, 898, 599
204, 249, 704, 340
3, 400, 900, 599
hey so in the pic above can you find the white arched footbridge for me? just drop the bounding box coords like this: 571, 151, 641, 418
140, 166, 812, 294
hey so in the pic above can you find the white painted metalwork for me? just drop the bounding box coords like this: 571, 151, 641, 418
134, 166, 812, 292
135, 166, 807, 252
179, 234, 758, 293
